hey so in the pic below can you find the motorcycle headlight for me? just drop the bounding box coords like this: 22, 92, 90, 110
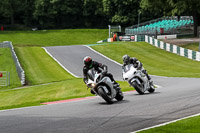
91, 83, 95, 87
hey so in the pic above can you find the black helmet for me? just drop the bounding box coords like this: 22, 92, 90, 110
122, 54, 130, 64
83, 56, 93, 68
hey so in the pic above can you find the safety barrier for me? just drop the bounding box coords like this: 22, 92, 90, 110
145, 36, 200, 61
0, 41, 25, 85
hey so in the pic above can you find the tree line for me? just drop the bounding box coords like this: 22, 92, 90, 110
0, 0, 199, 35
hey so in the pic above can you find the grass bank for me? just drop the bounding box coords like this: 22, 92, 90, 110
0, 29, 108, 47
0, 79, 132, 110
91, 42, 200, 78
0, 45, 133, 110
14, 47, 75, 85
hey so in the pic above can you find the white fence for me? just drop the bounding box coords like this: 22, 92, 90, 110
0, 41, 25, 85
145, 36, 200, 61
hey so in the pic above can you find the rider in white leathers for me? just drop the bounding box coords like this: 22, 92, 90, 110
122, 54, 152, 84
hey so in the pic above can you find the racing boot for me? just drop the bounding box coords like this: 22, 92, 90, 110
113, 81, 120, 88
90, 89, 95, 95
143, 71, 153, 86
146, 74, 153, 86
149, 80, 153, 86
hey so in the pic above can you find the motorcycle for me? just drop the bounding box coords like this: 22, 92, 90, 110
122, 64, 155, 95
87, 68, 123, 104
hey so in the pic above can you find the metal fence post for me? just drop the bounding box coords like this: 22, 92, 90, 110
108, 25, 111, 38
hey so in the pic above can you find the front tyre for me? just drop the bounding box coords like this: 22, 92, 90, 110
148, 84, 155, 93
98, 86, 113, 104
115, 90, 124, 101
132, 81, 145, 95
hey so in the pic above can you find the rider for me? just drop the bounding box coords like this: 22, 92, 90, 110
83, 56, 119, 94
122, 54, 152, 84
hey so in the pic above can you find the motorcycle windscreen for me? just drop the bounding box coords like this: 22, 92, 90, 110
87, 69, 96, 81
123, 64, 134, 73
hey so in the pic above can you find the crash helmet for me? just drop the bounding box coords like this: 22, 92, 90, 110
122, 54, 130, 64
83, 56, 93, 68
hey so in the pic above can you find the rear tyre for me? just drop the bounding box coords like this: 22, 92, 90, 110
132, 81, 145, 95
98, 87, 113, 104
115, 90, 124, 101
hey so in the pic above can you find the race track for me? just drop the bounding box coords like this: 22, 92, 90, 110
44, 45, 122, 80
1, 45, 200, 133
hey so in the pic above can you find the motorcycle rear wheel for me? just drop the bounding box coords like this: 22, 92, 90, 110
98, 87, 113, 104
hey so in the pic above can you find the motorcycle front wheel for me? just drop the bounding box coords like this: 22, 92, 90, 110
132, 81, 145, 95
148, 84, 155, 93
98, 86, 113, 104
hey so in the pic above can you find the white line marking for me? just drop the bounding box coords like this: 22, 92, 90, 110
155, 84, 162, 89
42, 47, 80, 78
131, 113, 200, 133
84, 45, 122, 66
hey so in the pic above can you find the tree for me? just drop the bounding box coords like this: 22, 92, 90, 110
23, 0, 36, 27
140, 0, 200, 36
168, 0, 200, 36
0, 0, 25, 25
103, 0, 141, 26
83, 0, 106, 27
34, 0, 83, 28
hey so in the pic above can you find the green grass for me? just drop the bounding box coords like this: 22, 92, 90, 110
139, 115, 200, 133
91, 42, 200, 78
0, 29, 108, 88
181, 43, 199, 51
0, 29, 108, 47
0, 44, 133, 110
0, 79, 133, 110
14, 47, 75, 85
0, 29, 199, 131
0, 48, 21, 89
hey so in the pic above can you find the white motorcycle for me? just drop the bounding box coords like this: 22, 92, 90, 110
87, 68, 123, 104
122, 64, 155, 94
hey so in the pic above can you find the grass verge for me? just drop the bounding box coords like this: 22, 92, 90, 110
0, 48, 21, 89
0, 79, 133, 110
0, 29, 108, 47
181, 43, 199, 51
91, 42, 200, 78
14, 47, 75, 85
138, 115, 200, 133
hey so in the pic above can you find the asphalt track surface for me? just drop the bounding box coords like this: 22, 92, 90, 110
1, 45, 200, 133
44, 45, 122, 80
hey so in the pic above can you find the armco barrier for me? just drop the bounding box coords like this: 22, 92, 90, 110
145, 36, 200, 61
0, 41, 25, 85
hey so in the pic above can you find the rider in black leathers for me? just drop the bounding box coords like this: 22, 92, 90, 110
83, 56, 119, 94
